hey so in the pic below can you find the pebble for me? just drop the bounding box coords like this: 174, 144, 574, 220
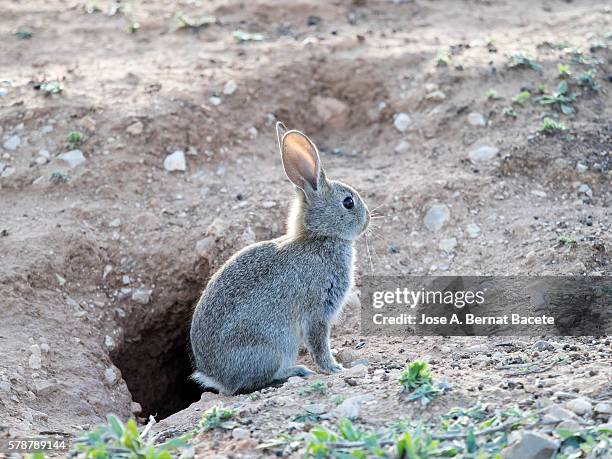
223, 80, 238, 96
104, 335, 115, 349
109, 218, 121, 228
231, 427, 250, 440
466, 223, 481, 238
126, 121, 144, 135
502, 431, 559, 459
304, 403, 327, 415
35, 154, 48, 165
425, 90, 446, 101
0, 381, 11, 392
164, 150, 186, 172
40, 343, 50, 353
565, 398, 592, 416
1, 166, 15, 178
557, 420, 581, 432
576, 163, 588, 173
313, 96, 350, 129
467, 112, 486, 127
393, 113, 412, 132
542, 404, 580, 422
577, 184, 592, 197
439, 237, 457, 253
209, 96, 222, 106
3, 135, 21, 151
468, 145, 499, 162
58, 149, 86, 168
329, 395, 374, 420
196, 237, 214, 259
29, 354, 42, 370
104, 367, 118, 386
594, 402, 612, 415
532, 340, 555, 352
33, 380, 56, 397
131, 289, 152, 304
394, 140, 410, 154
344, 363, 368, 378
423, 204, 450, 232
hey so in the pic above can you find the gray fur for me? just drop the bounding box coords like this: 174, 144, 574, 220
189, 124, 370, 395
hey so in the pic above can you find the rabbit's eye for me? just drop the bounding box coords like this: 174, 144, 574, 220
343, 196, 354, 209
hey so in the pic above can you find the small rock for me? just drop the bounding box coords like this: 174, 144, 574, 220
209, 96, 222, 106
502, 431, 560, 459
565, 398, 592, 416
304, 403, 327, 415
223, 80, 237, 95
313, 96, 350, 129
531, 189, 547, 198
394, 140, 410, 154
350, 358, 369, 367
131, 402, 142, 414
164, 150, 186, 172
393, 113, 412, 132
439, 237, 457, 253
33, 380, 56, 397
466, 223, 481, 238
126, 121, 144, 136
425, 90, 446, 101
594, 402, 612, 416
39, 343, 50, 353
122, 275, 130, 285
344, 363, 367, 378
104, 335, 115, 349
468, 145, 498, 162
231, 427, 250, 440
467, 112, 486, 127
330, 395, 374, 420
103, 265, 113, 280
542, 404, 580, 422
29, 354, 42, 370
532, 340, 555, 352
131, 289, 152, 305
1, 166, 15, 178
557, 420, 581, 432
196, 237, 214, 259
109, 218, 121, 228
55, 273, 66, 286
247, 126, 258, 138
423, 204, 450, 232
104, 367, 118, 386
262, 201, 276, 209
0, 381, 11, 392
575, 163, 588, 173
58, 149, 86, 168
336, 349, 359, 366
35, 155, 48, 165
577, 184, 592, 197
3, 135, 21, 151
80, 116, 97, 131
39, 149, 50, 159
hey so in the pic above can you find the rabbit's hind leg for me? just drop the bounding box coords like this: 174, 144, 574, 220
273, 365, 315, 381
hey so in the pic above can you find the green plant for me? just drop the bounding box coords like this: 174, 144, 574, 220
176, 12, 217, 29
301, 381, 327, 396
576, 70, 600, 90
508, 53, 541, 72
435, 51, 450, 67
539, 81, 576, 114
557, 63, 571, 78
67, 131, 85, 146
15, 29, 33, 39
556, 425, 612, 457
396, 426, 457, 459
37, 81, 63, 95
199, 406, 234, 431
305, 419, 387, 458
233, 30, 264, 42
50, 171, 70, 183
127, 22, 140, 34
502, 107, 517, 118
558, 235, 576, 245
512, 90, 531, 106
72, 414, 189, 458
485, 89, 501, 100
333, 395, 346, 406
399, 360, 443, 406
540, 117, 567, 134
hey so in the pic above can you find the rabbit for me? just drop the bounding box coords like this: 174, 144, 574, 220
189, 122, 370, 395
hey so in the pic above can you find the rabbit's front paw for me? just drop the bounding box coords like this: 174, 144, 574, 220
321, 363, 344, 374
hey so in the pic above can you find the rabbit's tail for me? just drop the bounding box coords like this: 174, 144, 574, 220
191, 371, 230, 394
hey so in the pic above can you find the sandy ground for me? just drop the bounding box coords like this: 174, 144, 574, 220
0, 0, 611, 457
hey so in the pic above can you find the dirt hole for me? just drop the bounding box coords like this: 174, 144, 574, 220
111, 298, 202, 420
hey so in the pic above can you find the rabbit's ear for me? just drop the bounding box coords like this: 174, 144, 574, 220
280, 129, 321, 191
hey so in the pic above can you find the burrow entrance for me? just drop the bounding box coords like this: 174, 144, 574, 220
111, 297, 203, 420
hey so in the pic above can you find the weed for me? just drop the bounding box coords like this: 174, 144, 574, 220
301, 381, 327, 396
305, 419, 388, 458
557, 63, 571, 78
199, 406, 234, 432
485, 89, 501, 100
502, 107, 517, 118
176, 12, 217, 29
15, 29, 33, 39
233, 30, 264, 43
36, 81, 63, 96
399, 360, 444, 406
434, 51, 451, 67
333, 395, 346, 406
508, 53, 541, 72
558, 235, 577, 245
127, 22, 140, 34
72, 414, 189, 458
50, 172, 70, 184
67, 131, 85, 146
576, 70, 600, 91
537, 83, 547, 94
540, 117, 567, 134
539, 81, 576, 114
512, 90, 531, 106
556, 425, 612, 457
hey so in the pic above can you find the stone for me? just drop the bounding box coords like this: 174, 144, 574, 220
439, 237, 457, 253
532, 340, 555, 352
134, 212, 160, 228
104, 367, 118, 386
394, 140, 410, 154
1, 166, 15, 178
164, 150, 186, 172
39, 343, 50, 353
423, 204, 450, 232
502, 431, 560, 459
344, 363, 367, 378
223, 80, 237, 95
29, 354, 42, 370
556, 420, 581, 432
466, 223, 481, 238
304, 403, 327, 415
594, 402, 612, 415
231, 427, 250, 440
126, 121, 144, 135
469, 145, 498, 162
209, 96, 222, 106
425, 90, 446, 101
33, 380, 56, 397
336, 349, 359, 367
393, 113, 412, 132
542, 404, 580, 422
131, 289, 152, 305
58, 149, 86, 168
312, 96, 350, 129
330, 395, 374, 420
35, 155, 48, 165
131, 402, 142, 414
0, 381, 11, 392
565, 398, 592, 416
577, 184, 592, 197
109, 218, 121, 228
196, 237, 214, 259
576, 163, 588, 173
467, 112, 486, 127
3, 135, 21, 151
104, 335, 115, 349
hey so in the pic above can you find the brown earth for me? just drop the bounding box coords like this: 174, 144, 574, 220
0, 0, 610, 457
